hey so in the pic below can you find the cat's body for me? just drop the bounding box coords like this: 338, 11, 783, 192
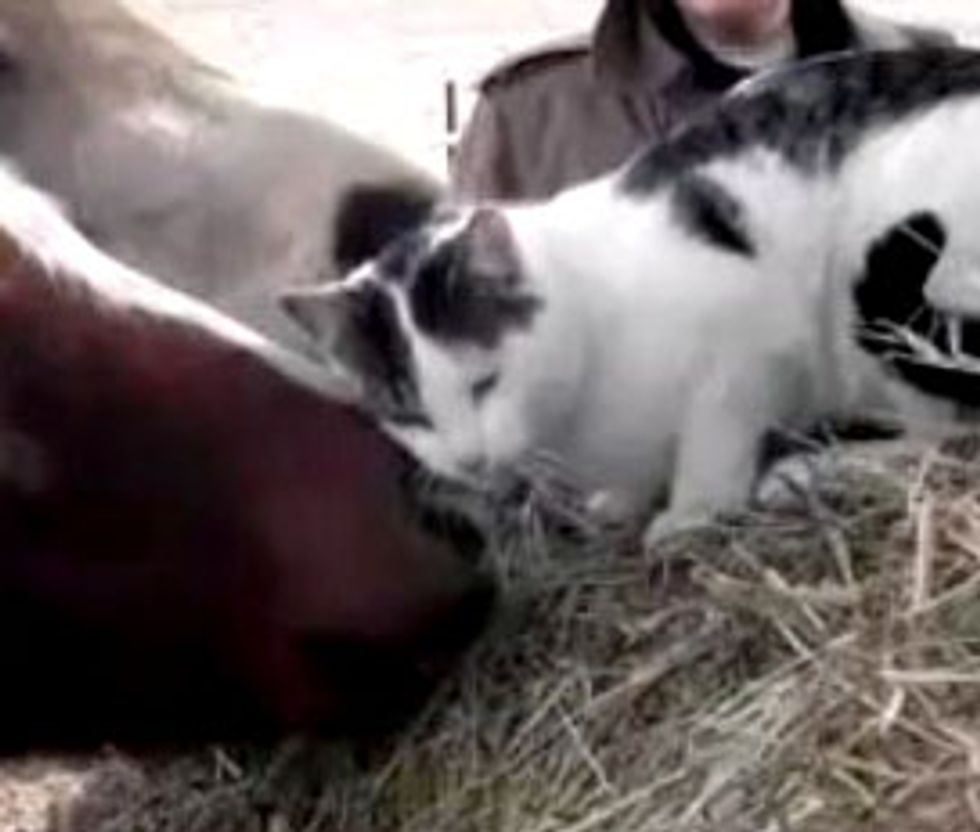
284, 48, 980, 538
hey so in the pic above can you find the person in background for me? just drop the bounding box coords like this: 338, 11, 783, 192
453, 0, 954, 200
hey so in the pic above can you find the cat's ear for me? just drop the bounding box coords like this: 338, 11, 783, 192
406, 206, 538, 348
279, 283, 355, 347
463, 207, 523, 286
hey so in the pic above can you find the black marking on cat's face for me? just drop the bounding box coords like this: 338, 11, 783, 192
377, 209, 541, 350
332, 183, 438, 273
409, 243, 538, 349
334, 283, 431, 428
623, 48, 980, 194
670, 173, 755, 257
851, 210, 980, 407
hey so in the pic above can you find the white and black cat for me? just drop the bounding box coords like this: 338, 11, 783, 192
282, 48, 980, 541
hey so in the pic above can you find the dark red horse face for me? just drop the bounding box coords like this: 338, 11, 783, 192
0, 183, 493, 747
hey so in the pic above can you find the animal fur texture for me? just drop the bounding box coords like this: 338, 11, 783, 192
283, 48, 980, 542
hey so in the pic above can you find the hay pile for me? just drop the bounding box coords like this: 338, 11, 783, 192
11, 434, 980, 832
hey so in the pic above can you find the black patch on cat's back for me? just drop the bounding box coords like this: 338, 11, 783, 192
851, 210, 980, 407
623, 48, 980, 194
670, 173, 755, 257
332, 183, 437, 273
888, 359, 980, 408
408, 237, 541, 349
853, 211, 947, 351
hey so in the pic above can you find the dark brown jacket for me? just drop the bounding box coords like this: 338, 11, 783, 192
453, 0, 954, 200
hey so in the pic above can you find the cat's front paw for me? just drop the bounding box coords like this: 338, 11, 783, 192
642, 508, 713, 549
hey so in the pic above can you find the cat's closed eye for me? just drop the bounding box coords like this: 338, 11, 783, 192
470, 372, 500, 402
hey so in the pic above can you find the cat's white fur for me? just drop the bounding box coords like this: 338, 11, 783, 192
295, 95, 980, 541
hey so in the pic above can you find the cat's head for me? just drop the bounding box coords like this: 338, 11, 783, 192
281, 206, 546, 484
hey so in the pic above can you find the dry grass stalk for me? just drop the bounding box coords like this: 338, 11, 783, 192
3, 434, 980, 832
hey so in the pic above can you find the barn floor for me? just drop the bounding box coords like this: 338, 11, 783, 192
2, 1, 980, 831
